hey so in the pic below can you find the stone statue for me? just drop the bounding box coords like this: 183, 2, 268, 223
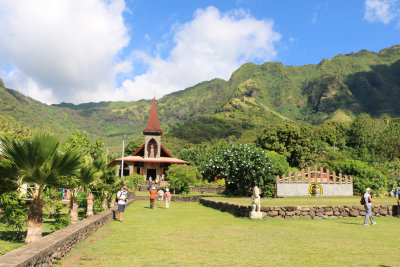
249, 186, 262, 219
149, 143, 155, 158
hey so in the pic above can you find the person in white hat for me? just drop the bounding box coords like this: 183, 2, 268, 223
363, 188, 376, 226
165, 188, 172, 209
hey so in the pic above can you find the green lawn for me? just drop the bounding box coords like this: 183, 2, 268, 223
0, 206, 81, 256
0, 217, 57, 255
205, 196, 398, 207
59, 202, 400, 266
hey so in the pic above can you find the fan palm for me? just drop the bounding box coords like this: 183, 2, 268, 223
0, 134, 81, 244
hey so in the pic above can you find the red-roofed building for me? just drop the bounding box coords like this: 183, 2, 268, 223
108, 98, 189, 181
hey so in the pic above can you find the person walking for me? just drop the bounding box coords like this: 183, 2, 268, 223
158, 188, 164, 206
363, 188, 376, 226
165, 188, 171, 209
149, 186, 158, 209
117, 186, 131, 222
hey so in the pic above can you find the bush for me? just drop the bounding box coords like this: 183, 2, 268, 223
166, 164, 199, 195
201, 144, 290, 196
329, 159, 387, 195
43, 187, 63, 219
53, 205, 70, 230
0, 192, 27, 240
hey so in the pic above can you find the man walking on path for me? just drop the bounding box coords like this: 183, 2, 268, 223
363, 188, 376, 226
117, 186, 131, 222
149, 186, 158, 209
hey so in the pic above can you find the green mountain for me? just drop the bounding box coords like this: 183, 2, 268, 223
1, 45, 400, 153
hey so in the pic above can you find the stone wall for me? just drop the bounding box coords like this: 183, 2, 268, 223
0, 196, 134, 267
199, 199, 398, 219
189, 186, 225, 194
277, 183, 353, 197
132, 195, 202, 202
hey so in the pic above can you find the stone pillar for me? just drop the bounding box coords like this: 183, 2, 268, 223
128, 164, 134, 176
156, 164, 160, 180
115, 165, 121, 177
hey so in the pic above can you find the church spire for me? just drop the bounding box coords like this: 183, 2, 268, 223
143, 98, 163, 136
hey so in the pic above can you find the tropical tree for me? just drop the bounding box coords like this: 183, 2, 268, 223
255, 123, 313, 168
0, 134, 81, 244
64, 157, 98, 223
92, 158, 119, 210
165, 164, 199, 195
201, 144, 286, 196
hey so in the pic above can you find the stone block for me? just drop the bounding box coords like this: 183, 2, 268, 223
324, 211, 333, 216
268, 211, 279, 216
349, 210, 359, 217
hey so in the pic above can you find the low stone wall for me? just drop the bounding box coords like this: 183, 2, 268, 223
133, 195, 202, 202
277, 183, 353, 197
189, 186, 225, 194
0, 196, 134, 267
199, 199, 399, 219
135, 185, 225, 194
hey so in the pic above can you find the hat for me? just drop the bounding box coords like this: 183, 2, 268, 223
166, 188, 169, 192
152, 186, 156, 190
366, 187, 371, 192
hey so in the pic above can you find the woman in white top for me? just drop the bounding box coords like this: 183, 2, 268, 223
363, 188, 376, 226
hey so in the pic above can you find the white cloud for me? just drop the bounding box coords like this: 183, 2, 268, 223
0, 4, 281, 104
120, 6, 281, 100
0, 0, 130, 104
364, 0, 399, 24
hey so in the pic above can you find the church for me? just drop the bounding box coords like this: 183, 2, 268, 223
108, 98, 189, 181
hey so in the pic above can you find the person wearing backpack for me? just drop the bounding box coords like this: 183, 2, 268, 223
117, 186, 131, 222
363, 188, 376, 226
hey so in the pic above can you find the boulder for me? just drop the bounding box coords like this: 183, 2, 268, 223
349, 209, 359, 217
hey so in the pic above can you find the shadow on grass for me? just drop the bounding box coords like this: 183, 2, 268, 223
338, 221, 362, 225
0, 231, 25, 242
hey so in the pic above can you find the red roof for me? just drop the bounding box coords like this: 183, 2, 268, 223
143, 98, 162, 136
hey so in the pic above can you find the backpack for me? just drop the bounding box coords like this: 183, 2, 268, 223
360, 195, 366, 205
115, 191, 121, 203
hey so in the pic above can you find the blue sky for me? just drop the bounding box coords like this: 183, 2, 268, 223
0, 0, 399, 104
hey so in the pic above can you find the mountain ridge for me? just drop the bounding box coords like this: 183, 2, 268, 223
2, 45, 400, 153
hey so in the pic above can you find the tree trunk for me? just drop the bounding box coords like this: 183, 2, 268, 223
101, 196, 108, 210
86, 193, 94, 217
25, 198, 44, 244
69, 196, 79, 224
109, 195, 115, 208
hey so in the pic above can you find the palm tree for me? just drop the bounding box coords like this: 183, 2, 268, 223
0, 134, 81, 244
92, 158, 118, 211
66, 159, 98, 223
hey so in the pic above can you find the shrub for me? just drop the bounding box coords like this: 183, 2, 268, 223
329, 159, 387, 195
53, 205, 70, 230
0, 192, 27, 240
201, 144, 290, 196
166, 164, 199, 195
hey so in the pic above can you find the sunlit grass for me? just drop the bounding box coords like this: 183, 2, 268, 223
59, 202, 400, 266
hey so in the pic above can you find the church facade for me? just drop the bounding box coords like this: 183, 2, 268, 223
108, 98, 189, 181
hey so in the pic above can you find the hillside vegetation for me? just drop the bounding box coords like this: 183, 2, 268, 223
1, 46, 400, 153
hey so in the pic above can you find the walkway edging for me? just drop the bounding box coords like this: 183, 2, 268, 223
199, 199, 399, 219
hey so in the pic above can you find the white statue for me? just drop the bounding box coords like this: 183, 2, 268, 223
249, 186, 263, 219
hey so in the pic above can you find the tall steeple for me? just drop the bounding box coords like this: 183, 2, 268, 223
143, 98, 163, 136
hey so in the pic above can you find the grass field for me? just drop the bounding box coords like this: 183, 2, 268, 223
203, 196, 397, 207
59, 202, 400, 266
0, 206, 81, 256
